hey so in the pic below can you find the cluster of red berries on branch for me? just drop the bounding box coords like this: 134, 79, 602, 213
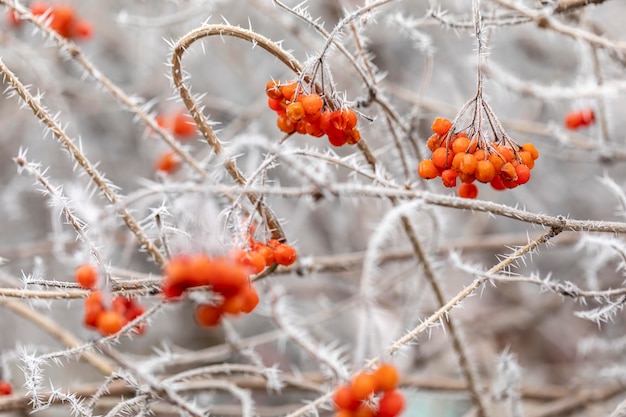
7, 3, 93, 40
76, 264, 146, 336
333, 364, 405, 417
0, 381, 12, 396
162, 240, 296, 327
265, 79, 361, 147
418, 117, 539, 199
565, 108, 595, 130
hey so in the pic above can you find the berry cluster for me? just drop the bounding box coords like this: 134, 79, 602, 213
84, 291, 146, 336
162, 241, 296, 327
8, 3, 93, 40
565, 108, 595, 130
333, 364, 405, 417
76, 264, 146, 336
418, 117, 539, 199
0, 381, 12, 396
265, 80, 361, 147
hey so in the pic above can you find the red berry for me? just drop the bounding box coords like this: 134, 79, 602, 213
96, 310, 125, 336
458, 182, 478, 199
75, 264, 98, 289
431, 117, 452, 136
0, 381, 12, 396
273, 244, 297, 266
333, 385, 359, 411
377, 390, 405, 417
374, 363, 400, 392
195, 304, 223, 327
73, 20, 93, 39
350, 372, 377, 400
155, 151, 181, 174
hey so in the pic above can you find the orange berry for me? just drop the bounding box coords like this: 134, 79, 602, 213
340, 109, 358, 130
431, 147, 453, 170
300, 94, 324, 115
49, 5, 74, 38
327, 132, 347, 147
221, 293, 245, 315
459, 173, 475, 184
377, 390, 405, 417
418, 159, 439, 179
475, 160, 496, 183
240, 251, 266, 274
96, 310, 125, 335
452, 137, 470, 154
0, 381, 12, 396
333, 385, 359, 411
155, 151, 180, 174
500, 162, 517, 181
431, 117, 452, 136
344, 128, 361, 145
195, 304, 223, 327
515, 164, 531, 185
73, 20, 93, 39
280, 82, 298, 101
240, 285, 260, 314
459, 153, 478, 175
305, 121, 324, 137
266, 80, 283, 100
286, 102, 306, 122
277, 114, 296, 133
426, 134, 443, 152
207, 259, 248, 297
75, 264, 98, 289
334, 411, 354, 417
350, 373, 377, 400
84, 291, 104, 328
452, 152, 465, 171
171, 111, 196, 138
253, 244, 275, 266
458, 182, 478, 199
490, 175, 506, 191
495, 145, 513, 162
267, 239, 281, 249
518, 150, 534, 169
274, 244, 297, 266
521, 143, 539, 160
474, 149, 486, 161
353, 405, 375, 417
374, 364, 400, 392
268, 97, 284, 112
441, 169, 457, 188
565, 111, 582, 129
488, 153, 505, 172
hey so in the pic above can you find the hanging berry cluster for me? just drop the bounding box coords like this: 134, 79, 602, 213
77, 264, 146, 336
332, 364, 405, 417
0, 381, 12, 396
8, 3, 93, 40
418, 117, 539, 199
265, 80, 361, 147
565, 108, 595, 130
162, 240, 296, 327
